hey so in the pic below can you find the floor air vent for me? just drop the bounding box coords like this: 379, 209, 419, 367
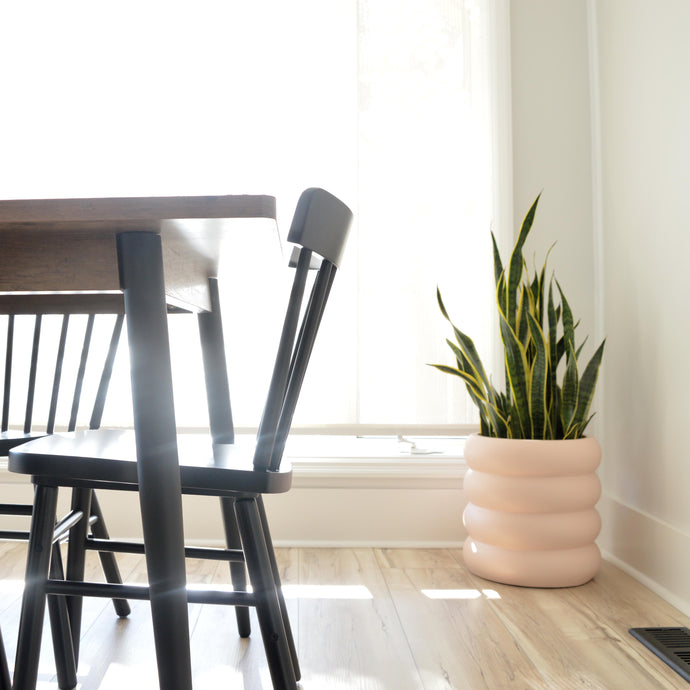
630, 627, 690, 682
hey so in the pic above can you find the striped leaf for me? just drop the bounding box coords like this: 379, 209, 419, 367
547, 281, 559, 433
560, 340, 579, 433
506, 194, 541, 327
491, 232, 504, 287
568, 339, 606, 438
527, 312, 548, 439
557, 281, 575, 357
499, 309, 532, 438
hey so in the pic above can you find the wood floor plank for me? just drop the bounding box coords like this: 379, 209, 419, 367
0, 542, 29, 613
72, 553, 223, 689
297, 548, 424, 689
189, 548, 299, 690
56, 552, 155, 689
567, 561, 690, 688
375, 548, 459, 571
2, 546, 690, 688
466, 567, 688, 690
381, 563, 549, 689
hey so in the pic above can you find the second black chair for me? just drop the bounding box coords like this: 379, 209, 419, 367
0, 306, 131, 688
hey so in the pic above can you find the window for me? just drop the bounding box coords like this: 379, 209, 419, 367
0, 1, 505, 435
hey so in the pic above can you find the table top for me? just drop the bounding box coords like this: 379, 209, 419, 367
0, 194, 276, 227
0, 194, 280, 312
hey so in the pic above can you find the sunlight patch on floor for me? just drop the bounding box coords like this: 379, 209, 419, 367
422, 588, 501, 600
0, 579, 23, 593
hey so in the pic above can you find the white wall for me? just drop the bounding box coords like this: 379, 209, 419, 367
511, 0, 690, 614
592, 0, 690, 613
510, 0, 597, 350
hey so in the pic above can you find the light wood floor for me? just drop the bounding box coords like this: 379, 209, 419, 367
1, 542, 689, 689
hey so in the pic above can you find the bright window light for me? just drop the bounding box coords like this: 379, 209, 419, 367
0, 0, 496, 433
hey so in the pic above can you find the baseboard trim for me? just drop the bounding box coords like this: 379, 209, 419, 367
601, 548, 690, 619
598, 494, 690, 618
271, 540, 466, 549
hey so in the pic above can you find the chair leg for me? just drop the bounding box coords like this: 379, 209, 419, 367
12, 484, 60, 690
0, 626, 10, 690
235, 497, 297, 690
257, 496, 301, 681
65, 488, 92, 665
89, 492, 131, 617
48, 543, 78, 690
220, 497, 251, 638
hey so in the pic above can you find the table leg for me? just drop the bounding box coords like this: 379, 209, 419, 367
198, 278, 252, 637
117, 232, 192, 690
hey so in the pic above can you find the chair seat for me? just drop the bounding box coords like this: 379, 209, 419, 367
0, 430, 48, 455
8, 430, 293, 495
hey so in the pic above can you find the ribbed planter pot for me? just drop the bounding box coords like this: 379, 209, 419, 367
462, 433, 602, 588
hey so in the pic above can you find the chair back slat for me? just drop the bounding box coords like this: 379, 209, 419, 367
46, 315, 70, 435
254, 249, 312, 470
24, 315, 43, 434
89, 315, 124, 430
68, 315, 95, 432
1, 310, 122, 437
268, 262, 336, 470
2, 316, 14, 432
252, 188, 352, 473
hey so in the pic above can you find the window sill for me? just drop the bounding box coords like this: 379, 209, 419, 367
285, 435, 466, 489
0, 435, 468, 490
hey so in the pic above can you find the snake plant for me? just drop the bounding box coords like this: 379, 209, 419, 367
432, 194, 605, 439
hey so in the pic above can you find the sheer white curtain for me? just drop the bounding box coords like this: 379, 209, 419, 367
0, 0, 503, 434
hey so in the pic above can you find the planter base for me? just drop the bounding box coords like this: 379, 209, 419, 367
463, 537, 601, 588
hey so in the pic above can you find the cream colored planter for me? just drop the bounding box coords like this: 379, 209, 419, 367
462, 433, 601, 587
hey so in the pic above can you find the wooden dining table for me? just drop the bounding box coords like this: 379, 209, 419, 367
0, 194, 279, 688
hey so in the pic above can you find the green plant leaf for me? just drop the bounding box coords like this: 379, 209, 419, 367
495, 267, 507, 321
491, 232, 504, 287
557, 281, 575, 358
569, 339, 606, 438
442, 341, 484, 396
499, 309, 532, 438
527, 312, 548, 439
560, 340, 579, 433
437, 287, 503, 407
547, 280, 559, 431
506, 194, 541, 327
517, 284, 530, 348
429, 363, 464, 377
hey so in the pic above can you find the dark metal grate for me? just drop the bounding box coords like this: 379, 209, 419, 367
630, 627, 690, 683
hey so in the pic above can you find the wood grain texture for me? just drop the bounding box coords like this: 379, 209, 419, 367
0, 195, 277, 224
0, 546, 688, 688
0, 195, 279, 312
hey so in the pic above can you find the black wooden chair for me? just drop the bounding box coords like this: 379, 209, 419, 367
0, 626, 9, 690
0, 307, 131, 688
8, 188, 353, 690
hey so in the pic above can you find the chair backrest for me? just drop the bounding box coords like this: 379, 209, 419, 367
253, 188, 352, 471
0, 302, 124, 447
